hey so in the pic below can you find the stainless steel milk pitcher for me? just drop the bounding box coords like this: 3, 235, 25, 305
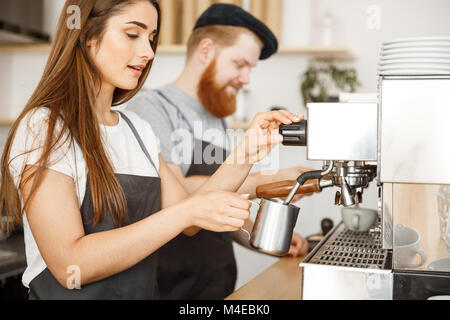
243, 197, 300, 256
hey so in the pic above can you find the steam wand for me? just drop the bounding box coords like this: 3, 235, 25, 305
284, 161, 334, 205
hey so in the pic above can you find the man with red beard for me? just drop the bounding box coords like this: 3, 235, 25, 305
128, 4, 310, 300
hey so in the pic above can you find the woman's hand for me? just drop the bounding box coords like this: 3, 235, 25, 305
233, 110, 304, 164
181, 191, 251, 233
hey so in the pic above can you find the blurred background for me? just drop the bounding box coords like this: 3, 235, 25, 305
1, 0, 450, 292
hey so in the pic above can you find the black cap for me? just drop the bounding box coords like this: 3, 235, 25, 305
193, 3, 278, 60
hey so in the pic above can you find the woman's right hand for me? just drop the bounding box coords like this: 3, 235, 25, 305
181, 191, 251, 232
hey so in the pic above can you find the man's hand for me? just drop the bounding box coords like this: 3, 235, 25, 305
287, 232, 309, 257
272, 166, 315, 182
234, 111, 304, 164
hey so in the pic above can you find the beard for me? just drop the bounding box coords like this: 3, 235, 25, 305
197, 58, 239, 119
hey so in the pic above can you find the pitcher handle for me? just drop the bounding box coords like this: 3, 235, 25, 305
241, 200, 260, 240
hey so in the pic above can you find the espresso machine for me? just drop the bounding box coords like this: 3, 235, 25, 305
259, 73, 450, 299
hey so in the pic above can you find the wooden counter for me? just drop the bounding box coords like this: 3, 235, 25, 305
226, 256, 304, 300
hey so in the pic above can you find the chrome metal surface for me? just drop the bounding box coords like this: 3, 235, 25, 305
307, 103, 378, 161
381, 183, 393, 250
340, 178, 356, 207
379, 76, 450, 184
322, 161, 334, 176
285, 182, 301, 206
319, 179, 334, 189
301, 262, 393, 300
333, 175, 369, 187
326, 161, 377, 206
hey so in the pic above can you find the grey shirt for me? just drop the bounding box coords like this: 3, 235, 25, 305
127, 84, 229, 175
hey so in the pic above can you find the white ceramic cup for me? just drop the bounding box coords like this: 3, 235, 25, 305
427, 296, 450, 300
394, 224, 427, 268
341, 207, 378, 232
426, 258, 450, 272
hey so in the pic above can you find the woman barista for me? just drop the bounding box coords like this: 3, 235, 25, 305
0, 0, 302, 300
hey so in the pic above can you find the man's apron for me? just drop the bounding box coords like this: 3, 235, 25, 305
155, 90, 237, 300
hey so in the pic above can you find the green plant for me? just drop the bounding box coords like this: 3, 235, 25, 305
301, 60, 361, 107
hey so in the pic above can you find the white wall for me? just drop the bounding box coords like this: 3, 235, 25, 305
1, 0, 450, 292
311, 0, 450, 93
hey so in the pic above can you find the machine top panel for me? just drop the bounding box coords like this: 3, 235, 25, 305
307, 103, 378, 161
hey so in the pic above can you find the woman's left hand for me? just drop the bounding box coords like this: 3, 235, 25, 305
234, 110, 304, 164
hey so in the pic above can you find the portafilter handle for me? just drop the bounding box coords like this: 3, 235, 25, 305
256, 179, 321, 199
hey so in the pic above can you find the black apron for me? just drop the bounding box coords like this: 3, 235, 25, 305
28, 111, 162, 300
155, 90, 237, 300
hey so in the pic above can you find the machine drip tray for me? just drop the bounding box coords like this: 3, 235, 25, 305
307, 222, 392, 270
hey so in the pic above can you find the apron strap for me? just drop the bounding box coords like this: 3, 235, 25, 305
116, 111, 159, 176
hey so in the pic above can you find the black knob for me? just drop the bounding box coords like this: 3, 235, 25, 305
321, 218, 334, 236
279, 120, 307, 146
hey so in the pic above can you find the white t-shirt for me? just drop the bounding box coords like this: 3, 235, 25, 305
8, 108, 161, 288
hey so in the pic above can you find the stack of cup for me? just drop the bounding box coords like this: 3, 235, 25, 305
437, 185, 450, 252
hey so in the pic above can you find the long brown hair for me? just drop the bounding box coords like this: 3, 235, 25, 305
0, 0, 161, 233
